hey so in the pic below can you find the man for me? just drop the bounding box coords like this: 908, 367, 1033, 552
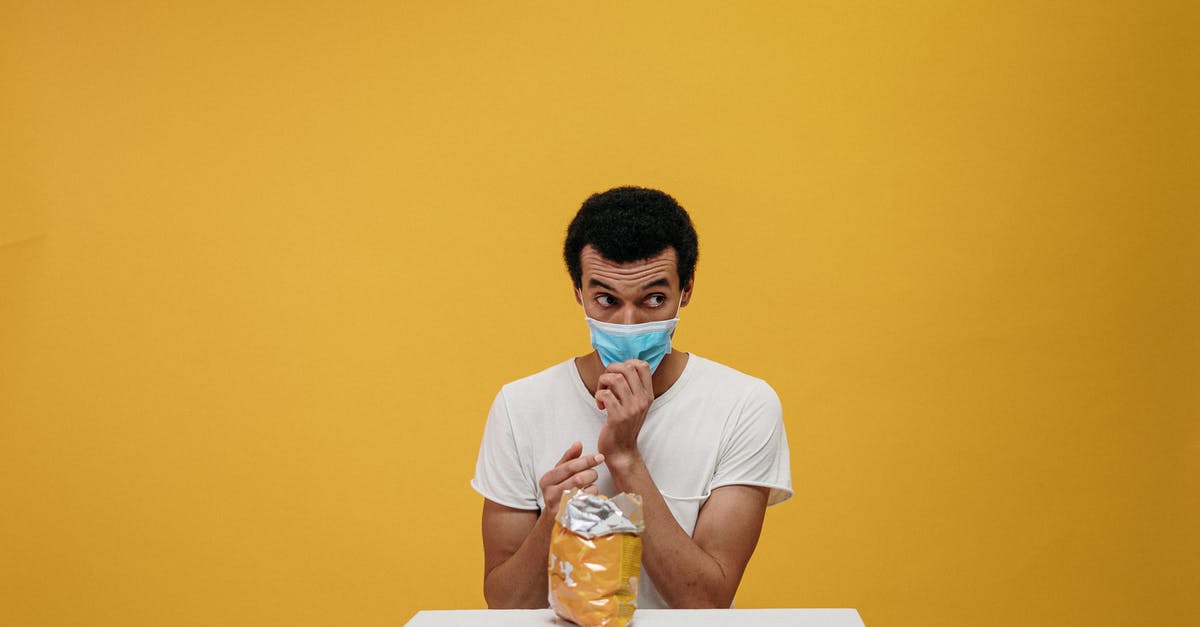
471, 186, 792, 609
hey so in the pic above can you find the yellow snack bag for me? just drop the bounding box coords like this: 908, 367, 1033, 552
548, 489, 644, 627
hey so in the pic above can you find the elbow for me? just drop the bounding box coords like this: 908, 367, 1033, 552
663, 563, 740, 609
482, 583, 514, 609
483, 578, 548, 610
703, 590, 737, 609
485, 596, 548, 610
663, 581, 737, 609
678, 593, 735, 610
668, 596, 734, 610
483, 590, 511, 609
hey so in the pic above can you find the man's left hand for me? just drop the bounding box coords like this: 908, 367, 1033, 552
595, 359, 653, 461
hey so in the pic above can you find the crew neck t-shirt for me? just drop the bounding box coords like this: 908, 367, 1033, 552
471, 354, 793, 609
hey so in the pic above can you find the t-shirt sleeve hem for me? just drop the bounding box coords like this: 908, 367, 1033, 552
470, 478, 541, 511
707, 480, 794, 507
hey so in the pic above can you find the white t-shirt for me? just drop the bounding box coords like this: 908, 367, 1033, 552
471, 354, 793, 609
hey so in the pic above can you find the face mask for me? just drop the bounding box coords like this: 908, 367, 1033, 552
581, 291, 684, 373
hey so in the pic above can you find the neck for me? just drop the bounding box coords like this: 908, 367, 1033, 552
575, 350, 689, 399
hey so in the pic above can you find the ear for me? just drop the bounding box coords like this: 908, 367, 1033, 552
573, 285, 583, 305
681, 278, 694, 307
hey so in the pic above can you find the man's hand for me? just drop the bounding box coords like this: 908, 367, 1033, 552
538, 441, 604, 515
482, 441, 604, 609
595, 359, 654, 462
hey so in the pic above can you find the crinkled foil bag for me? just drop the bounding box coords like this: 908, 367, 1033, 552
548, 489, 644, 627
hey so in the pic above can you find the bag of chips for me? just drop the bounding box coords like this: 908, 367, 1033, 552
548, 489, 644, 627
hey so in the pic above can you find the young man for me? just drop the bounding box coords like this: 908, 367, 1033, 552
472, 186, 792, 609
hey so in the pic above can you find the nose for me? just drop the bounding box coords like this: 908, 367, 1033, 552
619, 305, 637, 325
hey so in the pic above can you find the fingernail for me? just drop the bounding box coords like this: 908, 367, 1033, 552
595, 453, 605, 463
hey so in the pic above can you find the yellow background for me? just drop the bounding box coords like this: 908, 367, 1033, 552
2, 2, 1196, 625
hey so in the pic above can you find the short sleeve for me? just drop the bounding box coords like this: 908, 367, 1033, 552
708, 379, 793, 506
470, 389, 539, 510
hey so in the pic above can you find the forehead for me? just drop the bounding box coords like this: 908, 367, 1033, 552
579, 245, 678, 289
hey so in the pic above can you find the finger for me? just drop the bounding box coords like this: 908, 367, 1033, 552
556, 441, 583, 465
615, 360, 651, 398
562, 452, 605, 475
543, 453, 605, 486
549, 470, 598, 502
597, 372, 633, 404
596, 372, 620, 392
584, 485, 599, 496
595, 389, 619, 413
635, 359, 653, 396
557, 468, 599, 491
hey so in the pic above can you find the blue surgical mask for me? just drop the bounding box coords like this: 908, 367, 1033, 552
581, 292, 684, 373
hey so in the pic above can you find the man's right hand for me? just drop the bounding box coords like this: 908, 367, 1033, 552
482, 441, 605, 608
539, 441, 604, 516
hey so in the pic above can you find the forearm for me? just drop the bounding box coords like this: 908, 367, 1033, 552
607, 455, 737, 608
483, 511, 555, 608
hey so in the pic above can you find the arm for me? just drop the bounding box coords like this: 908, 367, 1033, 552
595, 360, 771, 607
481, 442, 604, 608
608, 457, 769, 607
481, 499, 553, 608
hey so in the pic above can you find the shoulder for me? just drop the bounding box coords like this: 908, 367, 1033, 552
686, 355, 779, 405
498, 358, 577, 399
493, 359, 588, 423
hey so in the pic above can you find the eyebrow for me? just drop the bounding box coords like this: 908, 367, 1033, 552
587, 277, 672, 291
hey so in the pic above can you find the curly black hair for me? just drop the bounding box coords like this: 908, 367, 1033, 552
563, 186, 699, 289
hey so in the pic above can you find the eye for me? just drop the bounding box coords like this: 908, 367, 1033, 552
644, 293, 667, 307
595, 294, 617, 307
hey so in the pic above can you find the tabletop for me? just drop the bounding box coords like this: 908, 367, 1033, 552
406, 608, 866, 626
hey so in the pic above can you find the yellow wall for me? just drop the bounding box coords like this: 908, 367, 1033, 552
2, 2, 1196, 625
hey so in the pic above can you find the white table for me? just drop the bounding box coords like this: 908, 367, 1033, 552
406, 608, 865, 626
